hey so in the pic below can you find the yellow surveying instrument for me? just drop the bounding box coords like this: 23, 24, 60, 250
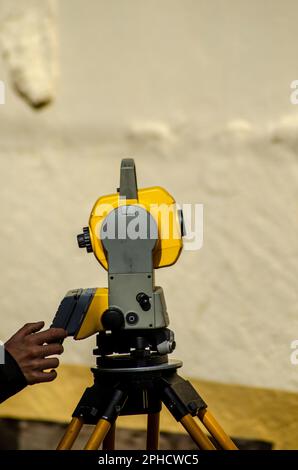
52, 159, 238, 451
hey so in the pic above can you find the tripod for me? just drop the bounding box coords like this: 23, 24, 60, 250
56, 333, 238, 451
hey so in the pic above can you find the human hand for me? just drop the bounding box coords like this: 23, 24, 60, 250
5, 321, 67, 385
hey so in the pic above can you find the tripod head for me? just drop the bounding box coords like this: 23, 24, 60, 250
52, 159, 185, 361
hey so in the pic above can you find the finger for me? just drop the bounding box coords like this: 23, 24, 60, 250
31, 328, 67, 345
29, 343, 64, 359
31, 370, 57, 384
18, 321, 45, 337
39, 343, 64, 358
33, 357, 60, 370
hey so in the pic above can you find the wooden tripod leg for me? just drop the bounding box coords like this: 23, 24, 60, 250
180, 414, 216, 450
146, 412, 160, 450
84, 388, 126, 450
84, 419, 111, 450
56, 417, 84, 450
198, 409, 238, 450
102, 422, 116, 450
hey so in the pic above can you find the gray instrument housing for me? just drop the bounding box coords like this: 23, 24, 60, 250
100, 160, 169, 330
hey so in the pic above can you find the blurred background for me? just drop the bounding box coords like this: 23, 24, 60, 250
0, 0, 298, 449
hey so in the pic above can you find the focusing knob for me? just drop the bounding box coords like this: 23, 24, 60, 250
101, 308, 125, 330
77, 227, 93, 253
136, 292, 151, 311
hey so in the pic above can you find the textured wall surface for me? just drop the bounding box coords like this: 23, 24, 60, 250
0, 0, 298, 401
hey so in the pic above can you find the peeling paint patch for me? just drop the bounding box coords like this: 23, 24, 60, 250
127, 121, 174, 143
0, 0, 58, 109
